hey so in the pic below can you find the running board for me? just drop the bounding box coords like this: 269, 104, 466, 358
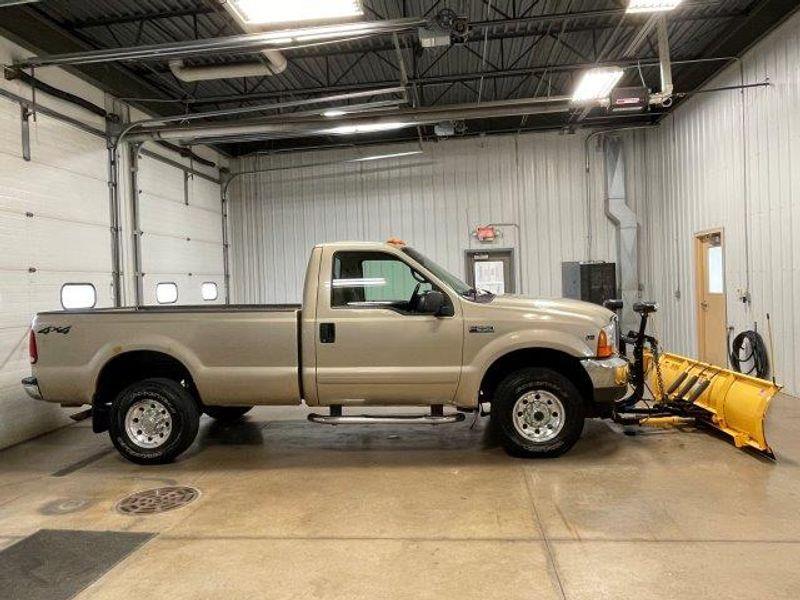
308, 412, 466, 426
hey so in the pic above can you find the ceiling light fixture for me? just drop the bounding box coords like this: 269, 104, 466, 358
627, 0, 683, 13
228, 0, 363, 25
347, 151, 424, 162
323, 110, 347, 118
325, 122, 410, 135
571, 67, 625, 102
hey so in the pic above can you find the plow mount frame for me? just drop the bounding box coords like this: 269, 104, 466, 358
608, 301, 782, 460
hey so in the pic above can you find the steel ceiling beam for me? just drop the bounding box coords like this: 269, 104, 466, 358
127, 95, 576, 144
0, 5, 182, 115
67, 7, 218, 29
13, 17, 428, 68
183, 55, 733, 107
673, 0, 800, 94
469, 0, 721, 29
51, 1, 719, 34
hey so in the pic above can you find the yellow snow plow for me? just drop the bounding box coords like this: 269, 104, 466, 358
607, 300, 782, 459
645, 352, 782, 458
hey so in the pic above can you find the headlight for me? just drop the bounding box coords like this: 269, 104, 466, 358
597, 316, 618, 358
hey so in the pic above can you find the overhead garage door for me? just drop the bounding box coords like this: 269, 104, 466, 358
0, 96, 113, 448
136, 150, 225, 306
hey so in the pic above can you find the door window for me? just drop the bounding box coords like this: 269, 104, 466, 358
332, 252, 433, 311
707, 245, 724, 294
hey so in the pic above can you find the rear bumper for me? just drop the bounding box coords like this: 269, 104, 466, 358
21, 376, 43, 401
581, 357, 629, 404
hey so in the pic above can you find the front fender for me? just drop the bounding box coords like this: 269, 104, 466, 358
454, 328, 593, 407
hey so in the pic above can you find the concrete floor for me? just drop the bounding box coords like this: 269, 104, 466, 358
1, 396, 799, 600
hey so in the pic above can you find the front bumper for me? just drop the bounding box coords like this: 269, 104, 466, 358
21, 376, 43, 401
581, 356, 629, 404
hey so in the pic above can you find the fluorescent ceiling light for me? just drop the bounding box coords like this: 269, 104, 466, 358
326, 122, 409, 135
627, 0, 683, 13
348, 151, 423, 162
229, 0, 363, 25
572, 67, 625, 102
323, 109, 347, 118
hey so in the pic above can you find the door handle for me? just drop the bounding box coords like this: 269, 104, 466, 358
320, 323, 336, 344
700, 301, 709, 310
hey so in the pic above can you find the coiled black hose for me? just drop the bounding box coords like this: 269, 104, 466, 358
729, 330, 770, 379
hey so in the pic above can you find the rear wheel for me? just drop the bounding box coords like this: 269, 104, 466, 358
109, 378, 200, 465
493, 367, 585, 458
203, 406, 252, 422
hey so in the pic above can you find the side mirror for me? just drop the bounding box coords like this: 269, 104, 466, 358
417, 290, 446, 316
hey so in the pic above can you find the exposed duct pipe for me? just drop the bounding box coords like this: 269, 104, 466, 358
127, 95, 577, 144
651, 16, 674, 107
168, 2, 288, 82
604, 136, 639, 334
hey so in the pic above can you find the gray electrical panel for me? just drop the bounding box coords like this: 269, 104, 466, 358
562, 262, 617, 306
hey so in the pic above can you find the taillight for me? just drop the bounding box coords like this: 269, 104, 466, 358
29, 329, 38, 364
596, 329, 613, 358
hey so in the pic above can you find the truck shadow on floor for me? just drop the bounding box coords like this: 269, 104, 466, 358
178, 416, 630, 470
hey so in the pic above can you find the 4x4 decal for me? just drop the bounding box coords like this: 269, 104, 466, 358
37, 325, 72, 335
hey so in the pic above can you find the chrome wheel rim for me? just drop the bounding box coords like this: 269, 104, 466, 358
125, 399, 172, 449
512, 390, 565, 443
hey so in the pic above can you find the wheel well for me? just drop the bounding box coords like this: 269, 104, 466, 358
92, 351, 199, 432
479, 348, 597, 415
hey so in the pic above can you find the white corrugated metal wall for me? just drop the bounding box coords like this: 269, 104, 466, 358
0, 103, 112, 448
229, 132, 615, 305
631, 9, 800, 395
0, 39, 114, 447
0, 35, 227, 449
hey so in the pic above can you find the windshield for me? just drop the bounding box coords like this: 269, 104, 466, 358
402, 247, 474, 297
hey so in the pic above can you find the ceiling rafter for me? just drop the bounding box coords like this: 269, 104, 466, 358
1, 0, 795, 153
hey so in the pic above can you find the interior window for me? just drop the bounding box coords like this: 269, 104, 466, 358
332, 252, 433, 311
60, 284, 96, 309
201, 282, 218, 301
707, 245, 724, 295
156, 282, 178, 304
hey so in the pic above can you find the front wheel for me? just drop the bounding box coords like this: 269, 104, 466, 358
109, 378, 200, 465
493, 367, 585, 458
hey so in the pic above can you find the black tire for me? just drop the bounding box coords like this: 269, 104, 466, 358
203, 406, 253, 422
493, 367, 585, 458
109, 377, 200, 465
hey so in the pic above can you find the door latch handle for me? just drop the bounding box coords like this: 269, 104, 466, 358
320, 323, 336, 344
700, 301, 709, 310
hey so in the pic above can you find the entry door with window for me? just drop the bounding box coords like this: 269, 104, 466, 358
466, 250, 515, 296
695, 231, 728, 366
314, 249, 463, 405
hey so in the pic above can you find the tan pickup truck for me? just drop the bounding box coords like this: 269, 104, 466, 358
23, 241, 628, 464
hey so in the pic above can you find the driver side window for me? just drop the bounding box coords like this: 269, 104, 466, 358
332, 252, 431, 309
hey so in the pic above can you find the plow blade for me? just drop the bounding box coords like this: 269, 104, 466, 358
648, 352, 782, 458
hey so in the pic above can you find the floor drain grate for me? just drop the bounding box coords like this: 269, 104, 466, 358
115, 486, 200, 515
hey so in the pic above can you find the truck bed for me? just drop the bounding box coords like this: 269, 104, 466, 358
32, 305, 303, 407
